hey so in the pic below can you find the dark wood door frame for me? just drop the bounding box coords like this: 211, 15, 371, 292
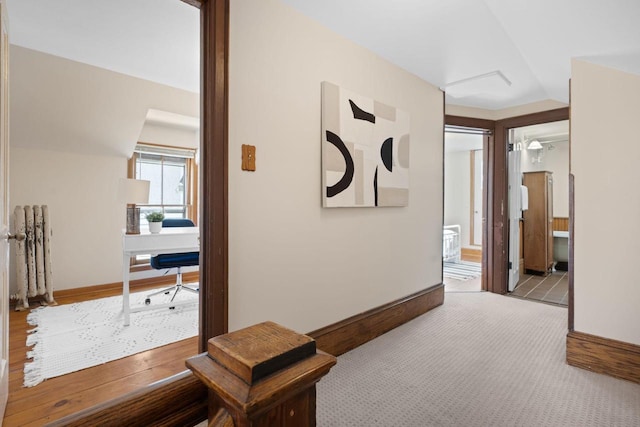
446, 108, 569, 295
195, 0, 229, 351
493, 108, 569, 295
168, 0, 231, 351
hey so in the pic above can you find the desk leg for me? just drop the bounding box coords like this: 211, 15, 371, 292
123, 253, 130, 326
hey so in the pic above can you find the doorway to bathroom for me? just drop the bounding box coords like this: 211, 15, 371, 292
507, 120, 569, 306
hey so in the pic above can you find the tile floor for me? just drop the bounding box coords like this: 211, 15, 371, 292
443, 268, 569, 306
510, 270, 568, 306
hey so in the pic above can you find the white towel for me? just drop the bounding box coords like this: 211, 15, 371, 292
521, 185, 529, 211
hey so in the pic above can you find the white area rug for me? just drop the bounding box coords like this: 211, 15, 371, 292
443, 260, 482, 280
24, 285, 199, 387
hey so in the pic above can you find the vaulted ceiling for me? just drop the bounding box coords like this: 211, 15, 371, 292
7, 0, 640, 111
283, 0, 640, 110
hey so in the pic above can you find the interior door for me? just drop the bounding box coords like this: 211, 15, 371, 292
0, 0, 9, 418
472, 149, 483, 245
507, 146, 522, 292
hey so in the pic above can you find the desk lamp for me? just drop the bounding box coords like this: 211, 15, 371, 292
118, 178, 150, 234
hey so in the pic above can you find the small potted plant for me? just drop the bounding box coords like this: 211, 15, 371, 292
145, 211, 165, 234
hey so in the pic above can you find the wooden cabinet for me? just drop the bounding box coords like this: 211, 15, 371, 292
523, 171, 553, 275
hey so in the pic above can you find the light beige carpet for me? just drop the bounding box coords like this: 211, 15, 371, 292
317, 292, 640, 426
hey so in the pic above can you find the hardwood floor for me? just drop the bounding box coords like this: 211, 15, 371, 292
4, 281, 199, 426
460, 247, 482, 263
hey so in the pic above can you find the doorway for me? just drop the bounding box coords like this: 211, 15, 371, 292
507, 120, 570, 306
443, 125, 488, 292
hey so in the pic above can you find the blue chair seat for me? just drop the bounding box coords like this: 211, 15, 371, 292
146, 218, 199, 306
150, 252, 199, 270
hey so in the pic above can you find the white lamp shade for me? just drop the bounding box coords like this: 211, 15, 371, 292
118, 178, 150, 204
527, 140, 543, 150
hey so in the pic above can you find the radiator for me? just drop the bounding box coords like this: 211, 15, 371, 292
13, 205, 56, 310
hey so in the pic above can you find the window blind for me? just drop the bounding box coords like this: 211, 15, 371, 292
134, 143, 196, 159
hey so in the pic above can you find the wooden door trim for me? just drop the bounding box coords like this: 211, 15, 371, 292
0, 0, 8, 418
198, 0, 229, 349
445, 115, 494, 131
446, 108, 569, 295
496, 108, 569, 130
490, 120, 507, 293
469, 151, 475, 245
493, 108, 569, 294
469, 149, 484, 247
568, 173, 574, 331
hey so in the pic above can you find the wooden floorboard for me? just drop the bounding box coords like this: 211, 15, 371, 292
461, 247, 482, 263
4, 282, 199, 426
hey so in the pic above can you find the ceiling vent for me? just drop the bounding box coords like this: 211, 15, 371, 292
442, 70, 512, 99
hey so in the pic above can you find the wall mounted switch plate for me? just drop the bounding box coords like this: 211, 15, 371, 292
242, 144, 256, 171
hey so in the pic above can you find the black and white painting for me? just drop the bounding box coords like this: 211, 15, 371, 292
321, 81, 409, 207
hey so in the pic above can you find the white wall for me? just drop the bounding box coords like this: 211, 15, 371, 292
520, 141, 569, 217
10, 46, 199, 158
9, 148, 126, 292
444, 151, 471, 247
572, 59, 640, 345
138, 123, 198, 149
228, 0, 444, 333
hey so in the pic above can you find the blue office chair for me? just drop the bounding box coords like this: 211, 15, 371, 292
145, 218, 199, 306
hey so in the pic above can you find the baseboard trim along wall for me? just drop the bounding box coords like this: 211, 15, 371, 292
53, 272, 200, 300
566, 331, 640, 384
308, 284, 445, 356
10, 272, 200, 309
10, 268, 201, 309
49, 283, 444, 424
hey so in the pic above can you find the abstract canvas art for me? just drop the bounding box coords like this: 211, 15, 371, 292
321, 82, 410, 207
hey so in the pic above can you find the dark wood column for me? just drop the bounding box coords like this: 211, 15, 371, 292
199, 0, 230, 350
490, 120, 508, 293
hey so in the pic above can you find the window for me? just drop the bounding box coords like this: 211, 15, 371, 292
129, 143, 198, 225
128, 143, 198, 265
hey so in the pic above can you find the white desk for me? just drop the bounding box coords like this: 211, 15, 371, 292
122, 227, 199, 326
